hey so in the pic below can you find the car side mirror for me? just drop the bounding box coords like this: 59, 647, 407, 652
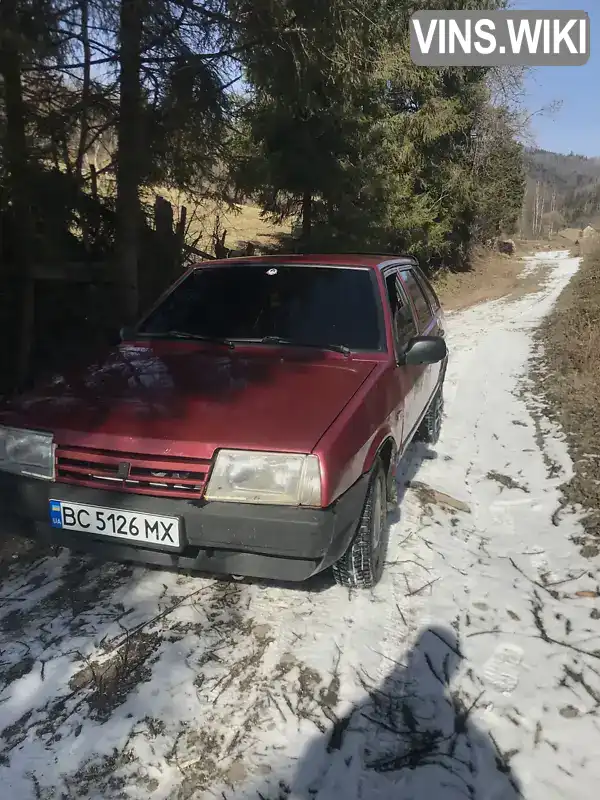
401, 335, 447, 366
119, 325, 136, 342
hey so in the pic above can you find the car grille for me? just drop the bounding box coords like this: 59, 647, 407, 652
55, 446, 211, 499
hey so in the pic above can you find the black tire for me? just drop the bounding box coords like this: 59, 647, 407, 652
332, 463, 389, 589
415, 384, 444, 446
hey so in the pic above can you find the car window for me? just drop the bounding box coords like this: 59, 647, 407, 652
400, 269, 432, 330
138, 264, 385, 352
385, 271, 418, 350
413, 266, 440, 312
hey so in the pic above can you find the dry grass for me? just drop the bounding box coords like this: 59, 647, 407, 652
514, 231, 582, 256
433, 247, 549, 311
559, 227, 583, 243
144, 186, 292, 254
534, 244, 600, 553
92, 174, 292, 255
433, 231, 587, 312
212, 203, 291, 250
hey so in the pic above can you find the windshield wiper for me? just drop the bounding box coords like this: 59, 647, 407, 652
256, 336, 351, 356
140, 330, 235, 349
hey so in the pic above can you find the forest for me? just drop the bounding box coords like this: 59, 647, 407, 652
1, 0, 533, 395
521, 149, 600, 238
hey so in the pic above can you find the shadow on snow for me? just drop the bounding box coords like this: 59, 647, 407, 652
249, 625, 522, 800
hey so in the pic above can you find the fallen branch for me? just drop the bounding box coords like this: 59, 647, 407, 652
406, 577, 440, 597
564, 665, 600, 706
395, 602, 408, 627
106, 584, 213, 652
530, 591, 600, 661
429, 627, 464, 659
408, 481, 471, 514
466, 627, 503, 639
544, 571, 587, 588
509, 557, 560, 598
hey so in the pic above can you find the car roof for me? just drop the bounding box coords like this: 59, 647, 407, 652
191, 253, 418, 270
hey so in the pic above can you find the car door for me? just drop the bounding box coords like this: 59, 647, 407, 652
413, 265, 445, 398
399, 267, 442, 413
383, 268, 422, 442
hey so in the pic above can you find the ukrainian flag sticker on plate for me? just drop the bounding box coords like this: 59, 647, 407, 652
49, 501, 62, 528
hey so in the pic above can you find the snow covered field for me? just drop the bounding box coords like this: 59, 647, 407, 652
1, 249, 598, 800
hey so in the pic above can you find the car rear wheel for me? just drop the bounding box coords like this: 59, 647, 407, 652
415, 384, 444, 446
332, 463, 389, 589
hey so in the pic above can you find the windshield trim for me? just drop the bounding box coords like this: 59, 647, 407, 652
191, 262, 377, 272
133, 262, 388, 354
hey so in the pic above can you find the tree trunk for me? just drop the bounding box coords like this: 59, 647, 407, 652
77, 0, 93, 254
326, 199, 335, 228
301, 189, 312, 244
75, 0, 92, 183
115, 0, 144, 322
90, 163, 98, 200
0, 0, 36, 388
174, 205, 187, 278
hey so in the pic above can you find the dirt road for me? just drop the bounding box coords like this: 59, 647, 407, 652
1, 249, 598, 800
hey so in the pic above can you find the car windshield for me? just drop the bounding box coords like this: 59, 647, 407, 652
137, 264, 384, 352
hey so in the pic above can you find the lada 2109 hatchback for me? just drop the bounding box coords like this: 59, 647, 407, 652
0, 253, 448, 589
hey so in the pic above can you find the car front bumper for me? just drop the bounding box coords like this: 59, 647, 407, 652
0, 473, 369, 582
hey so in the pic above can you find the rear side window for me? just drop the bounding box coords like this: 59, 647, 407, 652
400, 269, 432, 331
414, 267, 440, 312
385, 271, 418, 350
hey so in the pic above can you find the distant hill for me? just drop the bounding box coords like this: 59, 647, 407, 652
522, 149, 600, 236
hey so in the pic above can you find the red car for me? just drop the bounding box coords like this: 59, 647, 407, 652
0, 254, 447, 588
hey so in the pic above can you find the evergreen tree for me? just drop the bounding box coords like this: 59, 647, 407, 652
231, 0, 524, 267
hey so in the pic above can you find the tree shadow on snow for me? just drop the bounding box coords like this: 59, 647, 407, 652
253, 625, 522, 800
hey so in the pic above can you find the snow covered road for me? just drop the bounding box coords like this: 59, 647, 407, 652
1, 249, 599, 800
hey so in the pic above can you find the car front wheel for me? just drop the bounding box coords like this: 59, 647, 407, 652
332, 462, 389, 589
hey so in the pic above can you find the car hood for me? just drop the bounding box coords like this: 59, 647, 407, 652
1, 343, 377, 458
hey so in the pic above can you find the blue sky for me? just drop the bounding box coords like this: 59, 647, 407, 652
512, 0, 599, 156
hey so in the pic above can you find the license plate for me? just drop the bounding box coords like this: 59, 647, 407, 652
49, 500, 181, 549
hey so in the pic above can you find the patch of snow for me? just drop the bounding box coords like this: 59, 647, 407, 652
520, 249, 569, 277
1, 250, 598, 800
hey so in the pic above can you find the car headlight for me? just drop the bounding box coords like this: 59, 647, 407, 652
0, 427, 55, 480
204, 450, 322, 506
